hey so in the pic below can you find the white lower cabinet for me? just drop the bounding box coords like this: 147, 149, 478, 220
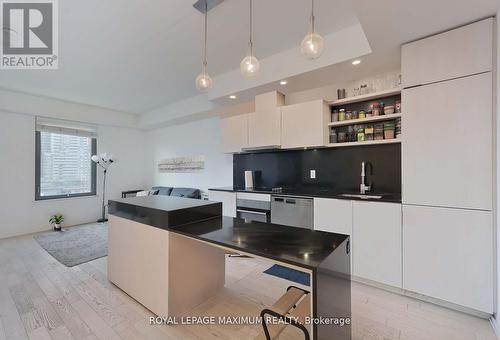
403, 205, 493, 313
352, 201, 402, 288
313, 198, 352, 235
208, 190, 236, 217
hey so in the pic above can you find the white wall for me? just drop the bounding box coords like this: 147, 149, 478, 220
146, 116, 233, 192
0, 88, 139, 128
0, 111, 147, 239
284, 70, 401, 105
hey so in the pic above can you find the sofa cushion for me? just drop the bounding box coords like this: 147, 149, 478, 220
170, 187, 201, 199
151, 186, 173, 196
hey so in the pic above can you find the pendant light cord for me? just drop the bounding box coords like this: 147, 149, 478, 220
203, 0, 208, 70
249, 0, 253, 55
311, 0, 315, 34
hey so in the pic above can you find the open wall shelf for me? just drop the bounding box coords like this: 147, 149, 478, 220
328, 113, 402, 128
327, 139, 401, 148
327, 88, 402, 106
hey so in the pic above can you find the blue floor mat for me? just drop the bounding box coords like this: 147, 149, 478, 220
263, 264, 310, 286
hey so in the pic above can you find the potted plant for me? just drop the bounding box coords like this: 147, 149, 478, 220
49, 214, 64, 231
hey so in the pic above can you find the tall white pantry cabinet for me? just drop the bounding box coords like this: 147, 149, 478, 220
401, 18, 494, 313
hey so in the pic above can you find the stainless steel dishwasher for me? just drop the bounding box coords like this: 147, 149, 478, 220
271, 195, 314, 229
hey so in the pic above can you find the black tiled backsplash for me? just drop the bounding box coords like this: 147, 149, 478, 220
233, 144, 401, 194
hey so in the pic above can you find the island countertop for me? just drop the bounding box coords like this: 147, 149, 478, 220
109, 196, 348, 270
170, 216, 349, 270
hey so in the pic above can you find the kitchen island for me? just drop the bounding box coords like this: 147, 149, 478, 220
108, 196, 351, 340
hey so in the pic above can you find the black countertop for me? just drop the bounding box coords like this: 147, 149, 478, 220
108, 196, 222, 229
170, 217, 348, 270
208, 186, 402, 203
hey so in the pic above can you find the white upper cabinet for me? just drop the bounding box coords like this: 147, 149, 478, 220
220, 114, 248, 153
402, 72, 492, 210
281, 100, 330, 149
352, 201, 402, 288
402, 18, 493, 88
403, 205, 493, 313
247, 108, 282, 148
313, 198, 352, 235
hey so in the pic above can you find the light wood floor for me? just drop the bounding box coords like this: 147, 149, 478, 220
0, 232, 497, 340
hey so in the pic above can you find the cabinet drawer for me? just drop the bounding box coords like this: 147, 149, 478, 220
313, 198, 352, 235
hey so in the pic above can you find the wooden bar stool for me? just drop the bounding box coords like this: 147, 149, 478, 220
255, 286, 311, 340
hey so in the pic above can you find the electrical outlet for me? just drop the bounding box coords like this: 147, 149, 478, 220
310, 170, 316, 179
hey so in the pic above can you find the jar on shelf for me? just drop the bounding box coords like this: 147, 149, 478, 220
384, 105, 395, 115
338, 131, 348, 143
357, 128, 365, 142
365, 126, 374, 141
374, 123, 384, 140
345, 111, 352, 120
339, 109, 346, 121
371, 102, 381, 116
348, 126, 356, 142
352, 110, 358, 120
366, 110, 373, 118
358, 110, 366, 119
395, 100, 402, 113
384, 122, 396, 139
329, 129, 337, 144
331, 109, 339, 122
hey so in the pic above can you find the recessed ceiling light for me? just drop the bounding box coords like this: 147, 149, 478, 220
352, 59, 361, 65
280, 80, 287, 85
229, 95, 237, 99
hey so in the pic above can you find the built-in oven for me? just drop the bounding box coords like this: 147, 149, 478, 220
236, 193, 271, 223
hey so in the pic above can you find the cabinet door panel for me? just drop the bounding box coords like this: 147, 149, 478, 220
220, 114, 248, 153
281, 100, 329, 149
403, 205, 493, 313
402, 72, 492, 210
352, 202, 401, 288
248, 109, 281, 147
314, 198, 352, 235
402, 18, 492, 87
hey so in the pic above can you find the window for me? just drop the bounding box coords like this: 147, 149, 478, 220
35, 118, 97, 200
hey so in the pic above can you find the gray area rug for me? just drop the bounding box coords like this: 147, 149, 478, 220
34, 223, 108, 267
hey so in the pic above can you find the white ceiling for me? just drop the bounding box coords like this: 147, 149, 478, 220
0, 0, 497, 117
0, 0, 359, 114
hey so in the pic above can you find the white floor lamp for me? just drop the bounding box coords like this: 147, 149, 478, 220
91, 153, 114, 223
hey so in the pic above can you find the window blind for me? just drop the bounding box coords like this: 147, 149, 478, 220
35, 117, 98, 138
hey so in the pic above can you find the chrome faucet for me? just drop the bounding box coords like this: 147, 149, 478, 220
360, 162, 371, 194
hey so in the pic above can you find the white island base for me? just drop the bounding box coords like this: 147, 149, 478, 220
108, 215, 226, 317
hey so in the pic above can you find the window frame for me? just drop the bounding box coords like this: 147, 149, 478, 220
35, 131, 97, 201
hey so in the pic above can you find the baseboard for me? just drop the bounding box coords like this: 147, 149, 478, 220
490, 316, 500, 340
352, 276, 492, 319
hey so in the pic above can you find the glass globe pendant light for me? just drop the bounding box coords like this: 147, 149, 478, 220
300, 0, 324, 59
195, 1, 213, 91
240, 0, 260, 77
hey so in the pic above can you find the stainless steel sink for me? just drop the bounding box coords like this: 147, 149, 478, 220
338, 193, 384, 200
